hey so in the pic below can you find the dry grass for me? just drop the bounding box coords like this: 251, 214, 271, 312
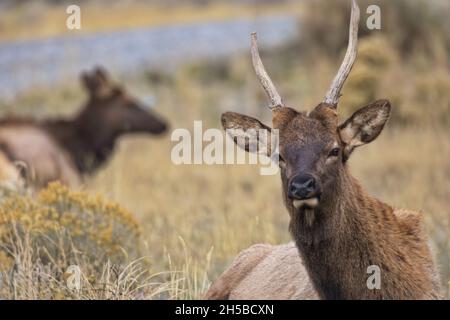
0, 51, 449, 298
0, 0, 448, 299
87, 122, 450, 299
0, 183, 212, 299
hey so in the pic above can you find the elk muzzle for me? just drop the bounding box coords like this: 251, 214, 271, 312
288, 174, 322, 209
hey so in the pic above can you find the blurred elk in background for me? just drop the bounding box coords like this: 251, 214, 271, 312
0, 67, 168, 189
207, 0, 441, 300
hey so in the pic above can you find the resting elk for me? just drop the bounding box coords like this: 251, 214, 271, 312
0, 67, 168, 189
206, 0, 441, 300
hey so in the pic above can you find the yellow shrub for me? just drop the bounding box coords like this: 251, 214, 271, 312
0, 182, 141, 271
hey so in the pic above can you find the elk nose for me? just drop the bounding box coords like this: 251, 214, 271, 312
288, 174, 319, 200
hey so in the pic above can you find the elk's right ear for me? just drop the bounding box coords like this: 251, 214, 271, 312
221, 112, 273, 156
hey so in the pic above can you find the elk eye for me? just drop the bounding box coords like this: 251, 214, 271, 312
328, 148, 340, 157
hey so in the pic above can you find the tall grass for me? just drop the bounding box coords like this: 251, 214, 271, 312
0, 0, 448, 299
1, 44, 449, 298
0, 183, 200, 299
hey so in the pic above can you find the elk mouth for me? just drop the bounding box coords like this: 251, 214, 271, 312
292, 197, 319, 210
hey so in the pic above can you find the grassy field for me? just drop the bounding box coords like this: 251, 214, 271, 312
1, 55, 448, 298
90, 68, 450, 298
0, 0, 449, 300
90, 122, 450, 298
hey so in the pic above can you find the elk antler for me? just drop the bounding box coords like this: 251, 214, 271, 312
251, 32, 285, 109
323, 0, 360, 107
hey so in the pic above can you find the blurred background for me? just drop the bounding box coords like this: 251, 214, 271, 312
0, 0, 449, 299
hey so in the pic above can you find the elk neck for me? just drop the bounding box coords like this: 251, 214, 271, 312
287, 165, 436, 299
287, 165, 379, 247
42, 109, 118, 175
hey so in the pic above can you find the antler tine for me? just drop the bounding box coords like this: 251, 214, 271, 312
251, 32, 285, 109
323, 0, 360, 107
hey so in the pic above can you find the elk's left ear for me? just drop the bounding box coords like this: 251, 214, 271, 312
338, 99, 391, 160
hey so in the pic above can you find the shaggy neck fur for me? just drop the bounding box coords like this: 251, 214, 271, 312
287, 166, 441, 300
43, 116, 117, 175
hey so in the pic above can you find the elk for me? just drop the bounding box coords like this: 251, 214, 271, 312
206, 0, 441, 300
0, 67, 168, 189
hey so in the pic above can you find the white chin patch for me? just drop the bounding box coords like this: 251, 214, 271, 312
293, 198, 319, 209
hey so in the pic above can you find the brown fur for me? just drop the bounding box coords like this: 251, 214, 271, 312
211, 100, 441, 300
206, 207, 440, 300
0, 67, 168, 189
0, 122, 80, 188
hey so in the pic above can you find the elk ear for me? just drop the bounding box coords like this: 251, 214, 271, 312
221, 112, 273, 157
80, 67, 112, 98
338, 99, 391, 160
81, 71, 94, 91
94, 66, 109, 83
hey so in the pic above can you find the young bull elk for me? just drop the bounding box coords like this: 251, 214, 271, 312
206, 0, 441, 300
0, 67, 168, 189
